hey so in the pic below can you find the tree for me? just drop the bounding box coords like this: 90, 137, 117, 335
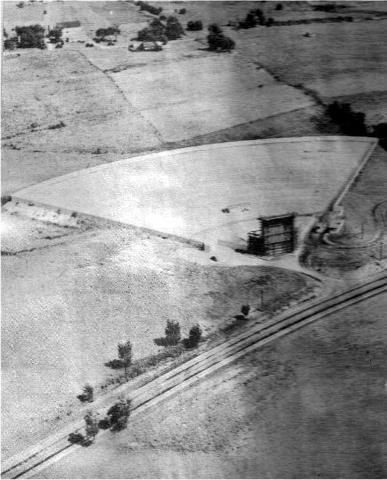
183, 324, 202, 348
372, 122, 387, 150
165, 320, 181, 345
275, 3, 283, 10
48, 27, 62, 43
107, 398, 131, 431
241, 305, 250, 317
84, 411, 99, 443
165, 16, 184, 40
372, 122, 387, 139
15, 24, 46, 49
4, 37, 18, 50
207, 32, 235, 52
326, 101, 367, 136
118, 340, 132, 377
187, 20, 203, 31
138, 1, 162, 15
208, 23, 223, 35
239, 12, 257, 29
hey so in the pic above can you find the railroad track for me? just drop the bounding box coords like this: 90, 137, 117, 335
3, 272, 387, 479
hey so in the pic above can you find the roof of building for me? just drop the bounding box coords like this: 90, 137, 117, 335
56, 21, 81, 29
258, 213, 296, 222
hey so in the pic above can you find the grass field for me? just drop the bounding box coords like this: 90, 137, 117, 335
34, 291, 387, 478
13, 137, 376, 246
1, 219, 315, 460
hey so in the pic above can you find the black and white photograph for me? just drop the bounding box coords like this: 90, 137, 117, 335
1, 0, 387, 477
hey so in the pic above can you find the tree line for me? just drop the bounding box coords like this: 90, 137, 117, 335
326, 101, 387, 149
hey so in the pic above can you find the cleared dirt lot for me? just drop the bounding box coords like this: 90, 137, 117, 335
13, 137, 375, 245
35, 291, 387, 479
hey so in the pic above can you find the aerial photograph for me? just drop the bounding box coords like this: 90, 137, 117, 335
1, 0, 387, 478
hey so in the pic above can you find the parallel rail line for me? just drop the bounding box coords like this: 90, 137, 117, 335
3, 272, 387, 479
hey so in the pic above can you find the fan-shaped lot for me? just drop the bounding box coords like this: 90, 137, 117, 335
14, 137, 376, 248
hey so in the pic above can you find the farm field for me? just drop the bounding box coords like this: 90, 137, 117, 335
1, 218, 315, 460
13, 137, 376, 246
1, 50, 161, 153
110, 54, 313, 142
34, 291, 387, 479
2, 2, 387, 475
3, 1, 387, 194
237, 18, 387, 124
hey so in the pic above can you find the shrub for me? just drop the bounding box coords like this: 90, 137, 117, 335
1, 195, 12, 206
238, 9, 265, 28
48, 121, 66, 130
187, 20, 203, 31
208, 23, 222, 35
183, 324, 202, 348
275, 3, 283, 10
68, 432, 85, 444
313, 3, 337, 12
104, 358, 124, 369
98, 417, 111, 430
95, 26, 120, 38
77, 384, 94, 403
179, 8, 186, 14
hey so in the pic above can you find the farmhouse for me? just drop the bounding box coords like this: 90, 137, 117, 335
55, 21, 83, 42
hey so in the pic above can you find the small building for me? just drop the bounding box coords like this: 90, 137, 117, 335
248, 213, 296, 256
128, 41, 163, 52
